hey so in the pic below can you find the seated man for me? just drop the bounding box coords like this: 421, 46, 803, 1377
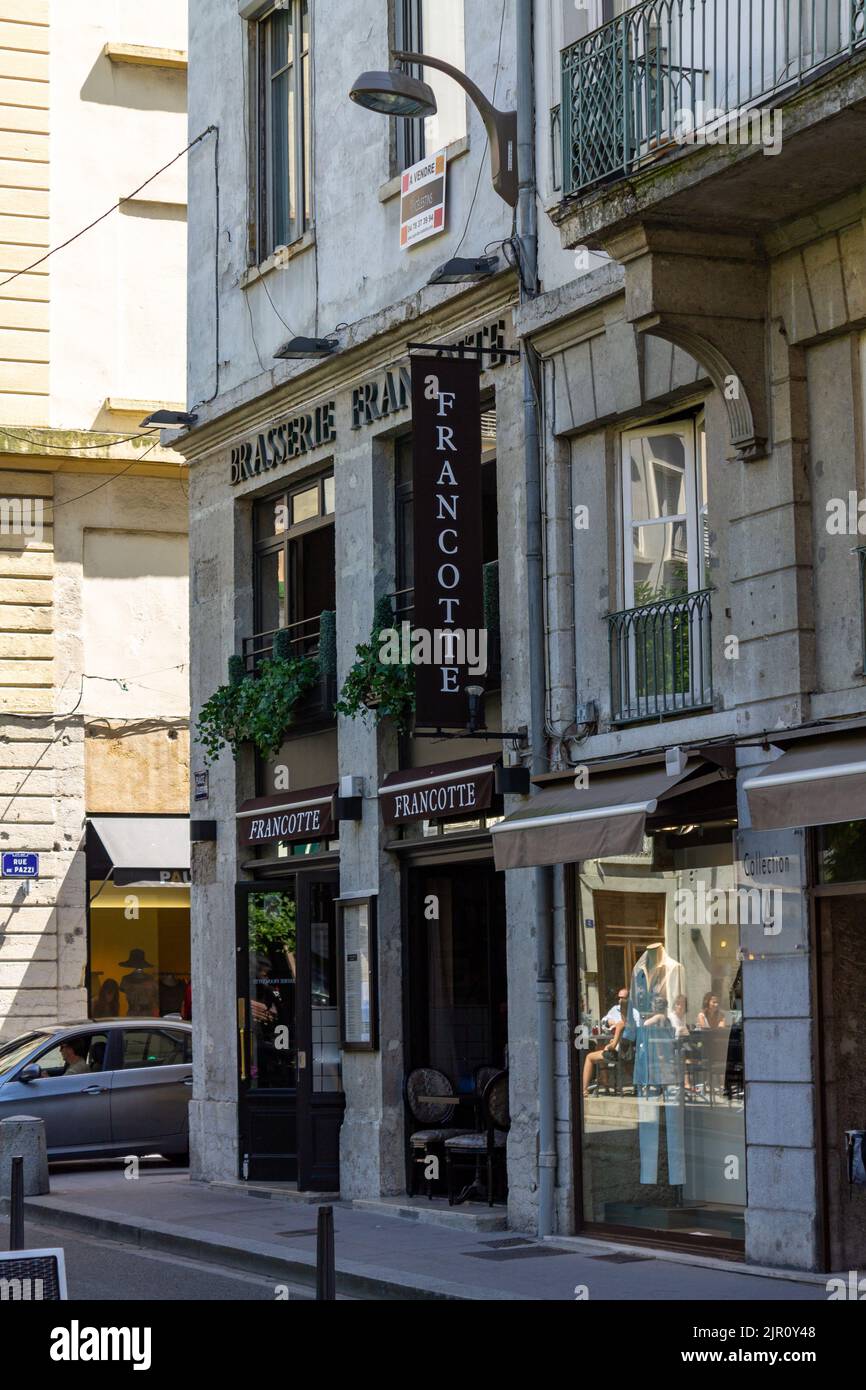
59, 1037, 90, 1076
583, 993, 629, 1098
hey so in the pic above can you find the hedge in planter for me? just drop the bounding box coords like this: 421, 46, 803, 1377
195, 628, 320, 764
336, 594, 415, 735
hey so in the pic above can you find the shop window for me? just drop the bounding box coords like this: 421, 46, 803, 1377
253, 0, 312, 259
89, 883, 190, 1022
574, 825, 745, 1245
394, 0, 466, 171
610, 412, 712, 722
816, 820, 866, 884
252, 471, 336, 666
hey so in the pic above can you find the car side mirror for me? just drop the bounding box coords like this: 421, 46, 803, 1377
17, 1064, 40, 1084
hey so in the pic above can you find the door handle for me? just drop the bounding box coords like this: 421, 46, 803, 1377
83, 1085, 105, 1095
297, 1051, 307, 1070
237, 998, 247, 1082
183, 1076, 193, 1086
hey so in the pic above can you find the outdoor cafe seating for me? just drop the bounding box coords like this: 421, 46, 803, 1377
404, 1065, 509, 1203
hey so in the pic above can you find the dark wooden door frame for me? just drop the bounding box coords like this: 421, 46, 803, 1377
235, 870, 342, 1189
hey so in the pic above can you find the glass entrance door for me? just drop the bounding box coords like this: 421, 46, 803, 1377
236, 874, 343, 1188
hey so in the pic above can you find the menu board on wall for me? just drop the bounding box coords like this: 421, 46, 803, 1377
337, 895, 378, 1051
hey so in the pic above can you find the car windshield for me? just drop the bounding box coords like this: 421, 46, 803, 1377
0, 1032, 50, 1078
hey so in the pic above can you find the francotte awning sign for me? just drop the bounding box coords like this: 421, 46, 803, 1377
400, 149, 446, 249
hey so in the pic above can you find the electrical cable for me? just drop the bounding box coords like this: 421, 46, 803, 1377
0, 128, 216, 292
49, 440, 161, 511
0, 428, 158, 453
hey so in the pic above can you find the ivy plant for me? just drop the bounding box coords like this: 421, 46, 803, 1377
336, 594, 416, 735
195, 629, 321, 765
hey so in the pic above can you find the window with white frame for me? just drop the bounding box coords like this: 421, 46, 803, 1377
611, 412, 712, 722
622, 414, 708, 608
395, 0, 466, 171
254, 1, 311, 259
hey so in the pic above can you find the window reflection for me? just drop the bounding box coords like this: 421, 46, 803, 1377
575, 831, 745, 1242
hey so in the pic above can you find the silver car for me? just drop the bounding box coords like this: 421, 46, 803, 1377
0, 1020, 192, 1162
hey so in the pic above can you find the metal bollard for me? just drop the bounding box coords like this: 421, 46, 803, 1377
9, 1154, 24, 1251
316, 1204, 335, 1301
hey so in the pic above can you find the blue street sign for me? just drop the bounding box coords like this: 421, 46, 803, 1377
2, 852, 39, 879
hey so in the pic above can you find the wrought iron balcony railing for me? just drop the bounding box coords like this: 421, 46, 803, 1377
561, 0, 866, 197
243, 610, 337, 727
607, 587, 713, 723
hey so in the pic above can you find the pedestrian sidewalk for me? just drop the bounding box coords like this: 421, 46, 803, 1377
2, 1163, 830, 1302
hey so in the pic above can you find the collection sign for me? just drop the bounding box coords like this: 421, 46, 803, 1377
2, 851, 39, 879
237, 787, 337, 849
735, 827, 807, 957
411, 354, 484, 728
400, 149, 446, 249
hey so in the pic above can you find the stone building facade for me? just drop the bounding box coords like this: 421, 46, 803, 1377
0, 0, 190, 1039
181, 0, 866, 1273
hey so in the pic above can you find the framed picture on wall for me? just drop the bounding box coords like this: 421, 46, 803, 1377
336, 894, 378, 1051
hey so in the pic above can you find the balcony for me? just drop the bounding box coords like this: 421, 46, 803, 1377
555, 0, 866, 243
243, 610, 337, 729
607, 588, 713, 724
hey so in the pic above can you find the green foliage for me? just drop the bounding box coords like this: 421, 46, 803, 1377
195, 640, 320, 765
336, 595, 415, 734
483, 560, 500, 638
319, 609, 337, 677
248, 893, 297, 957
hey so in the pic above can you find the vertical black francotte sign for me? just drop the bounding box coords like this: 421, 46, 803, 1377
411, 353, 483, 728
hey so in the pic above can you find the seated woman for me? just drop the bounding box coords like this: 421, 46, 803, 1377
697, 993, 727, 1029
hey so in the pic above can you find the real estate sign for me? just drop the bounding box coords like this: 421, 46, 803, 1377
400, 149, 446, 249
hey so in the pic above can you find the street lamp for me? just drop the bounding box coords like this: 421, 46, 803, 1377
349, 51, 518, 208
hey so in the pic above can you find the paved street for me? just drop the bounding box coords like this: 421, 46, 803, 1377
1, 1162, 831, 1302
0, 1215, 315, 1302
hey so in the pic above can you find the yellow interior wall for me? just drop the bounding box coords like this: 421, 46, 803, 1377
89, 885, 190, 1017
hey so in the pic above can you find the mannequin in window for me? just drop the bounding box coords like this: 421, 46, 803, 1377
624, 942, 686, 1187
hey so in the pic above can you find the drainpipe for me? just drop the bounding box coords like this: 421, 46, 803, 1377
515, 0, 556, 1239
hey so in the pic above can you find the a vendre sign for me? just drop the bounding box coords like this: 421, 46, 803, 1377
400, 149, 447, 249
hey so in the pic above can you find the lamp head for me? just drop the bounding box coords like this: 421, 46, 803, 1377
349, 68, 437, 119
274, 336, 338, 361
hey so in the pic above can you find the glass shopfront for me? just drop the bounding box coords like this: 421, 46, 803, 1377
574, 825, 745, 1246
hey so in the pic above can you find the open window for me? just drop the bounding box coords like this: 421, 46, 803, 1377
609, 413, 712, 722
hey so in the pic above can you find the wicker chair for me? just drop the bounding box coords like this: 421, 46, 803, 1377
445, 1069, 510, 1206
404, 1068, 472, 1198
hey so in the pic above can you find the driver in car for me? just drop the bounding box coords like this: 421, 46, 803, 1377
58, 1037, 90, 1076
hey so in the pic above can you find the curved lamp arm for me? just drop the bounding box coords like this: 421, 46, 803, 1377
393, 50, 518, 207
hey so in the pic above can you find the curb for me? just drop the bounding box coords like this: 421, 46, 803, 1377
0, 1195, 515, 1301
